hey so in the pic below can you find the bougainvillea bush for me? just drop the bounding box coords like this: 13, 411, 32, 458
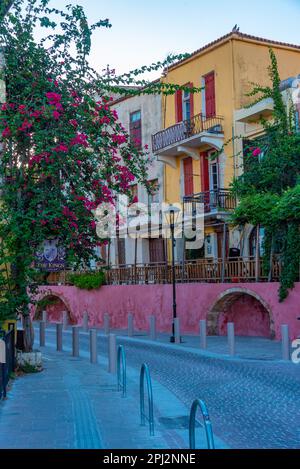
0, 0, 196, 350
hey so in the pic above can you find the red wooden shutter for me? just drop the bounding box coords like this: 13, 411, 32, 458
189, 82, 194, 118
175, 89, 183, 123
200, 152, 209, 192
205, 72, 216, 118
183, 157, 194, 196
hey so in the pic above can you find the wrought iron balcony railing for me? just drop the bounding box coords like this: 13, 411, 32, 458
183, 189, 236, 214
152, 113, 224, 153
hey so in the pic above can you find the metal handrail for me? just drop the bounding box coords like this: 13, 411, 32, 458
189, 399, 215, 449
117, 345, 126, 398
140, 363, 154, 436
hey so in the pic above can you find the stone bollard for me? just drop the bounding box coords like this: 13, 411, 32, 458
104, 313, 110, 335
227, 322, 235, 356
39, 321, 46, 347
42, 310, 47, 323
82, 311, 89, 332
281, 324, 290, 361
108, 333, 117, 374
174, 318, 181, 344
72, 326, 80, 357
199, 319, 207, 349
128, 313, 134, 337
90, 329, 98, 364
149, 315, 156, 341
62, 311, 68, 331
56, 323, 63, 352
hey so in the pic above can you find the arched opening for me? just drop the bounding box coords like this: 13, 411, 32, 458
34, 294, 74, 324
207, 288, 275, 338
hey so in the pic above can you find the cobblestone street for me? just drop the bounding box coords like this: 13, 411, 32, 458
27, 327, 300, 449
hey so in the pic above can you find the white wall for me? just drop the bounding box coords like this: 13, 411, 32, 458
110, 92, 164, 265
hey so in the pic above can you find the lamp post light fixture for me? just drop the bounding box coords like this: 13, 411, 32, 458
164, 204, 181, 343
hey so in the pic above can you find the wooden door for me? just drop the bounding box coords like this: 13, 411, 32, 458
149, 238, 165, 263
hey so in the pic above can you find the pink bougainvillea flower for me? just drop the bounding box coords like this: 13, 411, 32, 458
76, 160, 82, 166
99, 116, 110, 125
18, 119, 33, 132
46, 92, 62, 104
53, 110, 60, 120
90, 220, 97, 229
70, 133, 88, 147
40, 220, 47, 226
18, 105, 27, 114
55, 102, 63, 111
2, 127, 11, 138
144, 144, 149, 150
30, 110, 43, 118
1, 103, 8, 111
111, 134, 127, 145
252, 148, 262, 157
69, 119, 78, 128
132, 195, 139, 204
53, 143, 68, 153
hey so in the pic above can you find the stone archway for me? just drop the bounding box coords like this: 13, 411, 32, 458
207, 287, 275, 339
34, 294, 74, 324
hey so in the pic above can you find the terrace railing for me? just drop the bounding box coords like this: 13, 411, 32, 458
152, 113, 224, 153
47, 257, 284, 287
183, 188, 236, 214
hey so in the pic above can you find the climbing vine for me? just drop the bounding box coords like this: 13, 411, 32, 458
231, 48, 300, 301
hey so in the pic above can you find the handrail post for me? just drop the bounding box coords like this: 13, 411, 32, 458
227, 322, 235, 356
117, 345, 126, 397
72, 326, 80, 357
128, 313, 134, 337
189, 399, 215, 449
39, 321, 46, 347
108, 333, 117, 374
104, 313, 110, 335
199, 320, 207, 349
149, 315, 156, 341
140, 363, 154, 436
281, 324, 290, 361
90, 329, 98, 364
56, 323, 63, 352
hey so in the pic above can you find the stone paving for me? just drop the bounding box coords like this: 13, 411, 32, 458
0, 338, 227, 449
38, 325, 300, 449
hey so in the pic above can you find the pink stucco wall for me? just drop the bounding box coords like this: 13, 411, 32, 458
31, 282, 300, 340
218, 295, 271, 337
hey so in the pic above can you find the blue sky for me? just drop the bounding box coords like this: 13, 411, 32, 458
51, 0, 300, 77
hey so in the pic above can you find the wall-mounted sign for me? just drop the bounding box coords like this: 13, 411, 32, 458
35, 239, 66, 272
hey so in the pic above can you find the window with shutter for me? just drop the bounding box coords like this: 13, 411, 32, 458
183, 157, 194, 196
130, 110, 142, 149
175, 89, 183, 123
204, 72, 216, 118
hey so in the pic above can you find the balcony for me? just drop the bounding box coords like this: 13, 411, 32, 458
183, 189, 236, 216
152, 113, 224, 165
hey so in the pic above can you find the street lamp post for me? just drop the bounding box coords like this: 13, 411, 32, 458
164, 205, 181, 343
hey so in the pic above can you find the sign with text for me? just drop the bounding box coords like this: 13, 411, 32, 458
35, 239, 66, 272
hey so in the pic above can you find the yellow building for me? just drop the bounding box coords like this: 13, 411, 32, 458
152, 31, 300, 262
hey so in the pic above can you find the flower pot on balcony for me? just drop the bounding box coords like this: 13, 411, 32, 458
231, 277, 240, 283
